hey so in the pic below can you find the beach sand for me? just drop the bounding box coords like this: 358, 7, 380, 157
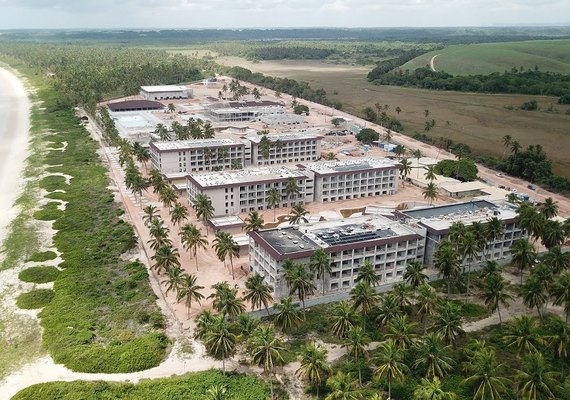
0, 66, 31, 247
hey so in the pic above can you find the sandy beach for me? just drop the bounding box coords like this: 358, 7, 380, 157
0, 66, 30, 247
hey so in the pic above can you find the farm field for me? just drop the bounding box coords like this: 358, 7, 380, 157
210, 56, 570, 177
402, 39, 570, 75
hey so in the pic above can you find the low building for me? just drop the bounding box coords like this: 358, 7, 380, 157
248, 215, 426, 298
187, 167, 313, 216
149, 139, 246, 174
246, 132, 323, 166
107, 100, 165, 112
209, 100, 285, 122
304, 158, 399, 202
399, 200, 525, 266
140, 85, 192, 100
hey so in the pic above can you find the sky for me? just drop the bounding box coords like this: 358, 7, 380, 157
0, 0, 568, 29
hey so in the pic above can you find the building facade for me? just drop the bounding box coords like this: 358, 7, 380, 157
140, 85, 192, 100
208, 101, 285, 122
246, 132, 323, 166
149, 139, 246, 174
248, 215, 426, 298
187, 167, 314, 216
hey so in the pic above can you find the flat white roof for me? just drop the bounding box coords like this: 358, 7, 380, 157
307, 158, 398, 174
246, 132, 321, 144
141, 85, 188, 92
439, 181, 487, 193
210, 216, 245, 228
152, 138, 245, 151
189, 166, 307, 188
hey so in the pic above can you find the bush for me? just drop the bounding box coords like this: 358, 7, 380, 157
38, 175, 68, 192
520, 100, 538, 110
33, 202, 64, 221
16, 289, 55, 309
293, 104, 309, 115
356, 128, 379, 144
19, 266, 60, 283
27, 251, 57, 262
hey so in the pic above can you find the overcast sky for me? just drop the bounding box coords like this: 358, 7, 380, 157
0, 0, 568, 29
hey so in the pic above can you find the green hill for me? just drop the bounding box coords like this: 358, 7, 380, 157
402, 39, 570, 75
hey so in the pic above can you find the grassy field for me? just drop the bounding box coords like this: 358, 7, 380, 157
403, 39, 570, 75
209, 57, 570, 177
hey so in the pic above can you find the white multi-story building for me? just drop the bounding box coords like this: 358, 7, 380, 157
399, 200, 525, 266
248, 215, 426, 298
149, 139, 246, 174
140, 85, 192, 100
187, 167, 314, 216
208, 100, 286, 122
246, 132, 323, 166
304, 158, 399, 202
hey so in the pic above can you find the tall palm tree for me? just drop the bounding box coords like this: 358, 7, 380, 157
161, 265, 184, 296
482, 273, 513, 325
392, 282, 413, 308
423, 165, 437, 182
194, 309, 215, 340
510, 239, 537, 284
209, 283, 245, 319
289, 203, 309, 225
248, 324, 285, 400
179, 223, 208, 271
284, 262, 316, 314
355, 259, 381, 287
142, 204, 160, 227
399, 158, 412, 187
541, 220, 566, 250
191, 193, 215, 233
170, 202, 189, 229
414, 377, 457, 400
285, 177, 300, 202
404, 260, 428, 293
149, 168, 167, 195
325, 372, 362, 400
204, 314, 237, 373
447, 221, 467, 250
434, 301, 464, 346
310, 248, 332, 296
386, 314, 418, 351
416, 283, 440, 334
177, 273, 205, 318
297, 342, 331, 398
376, 293, 401, 327
502, 315, 543, 356
151, 245, 180, 274
343, 326, 371, 384
273, 296, 302, 332
413, 333, 454, 379
213, 231, 240, 280
459, 230, 481, 296
244, 210, 264, 232
267, 187, 281, 220
544, 246, 570, 275
433, 241, 461, 297
243, 273, 273, 314
539, 197, 558, 219
159, 185, 178, 211
461, 348, 510, 400
545, 316, 570, 362
350, 281, 378, 329
330, 300, 361, 339
514, 353, 560, 400
520, 278, 548, 322
502, 134, 512, 159
148, 218, 172, 251
373, 340, 409, 400
550, 273, 570, 323
412, 149, 423, 178
485, 217, 504, 258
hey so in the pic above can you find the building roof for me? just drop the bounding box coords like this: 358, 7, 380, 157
150, 138, 245, 152
188, 166, 307, 189
438, 181, 487, 194
107, 100, 165, 112
306, 158, 398, 175
227, 100, 284, 108
246, 132, 322, 144
209, 216, 245, 229
140, 85, 188, 92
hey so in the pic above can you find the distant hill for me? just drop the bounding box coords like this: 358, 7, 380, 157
402, 39, 570, 75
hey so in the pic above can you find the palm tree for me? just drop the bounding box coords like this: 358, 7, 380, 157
544, 246, 570, 275
416, 283, 440, 334
414, 377, 457, 400
179, 223, 208, 271
461, 348, 510, 400
350, 281, 378, 329
248, 324, 285, 400
479, 260, 502, 280
514, 353, 560, 400
330, 300, 361, 339
194, 309, 215, 340
459, 230, 481, 296
343, 326, 371, 384
202, 147, 213, 169
154, 123, 171, 141
404, 260, 428, 293
148, 218, 172, 251
209, 283, 245, 319
539, 197, 558, 219
510, 239, 537, 284
520, 278, 548, 322
285, 177, 299, 202
433, 241, 461, 297
267, 187, 281, 220
142, 204, 160, 227
412, 149, 423, 178
413, 333, 454, 379
310, 248, 332, 296
551, 273, 570, 323
510, 140, 521, 155
424, 165, 437, 182
161, 265, 184, 296
482, 273, 513, 325
213, 231, 240, 280
273, 296, 302, 332
191, 193, 215, 232
485, 217, 504, 258
149, 168, 166, 195
284, 262, 316, 314
386, 314, 418, 351
289, 203, 309, 225
545, 316, 570, 362
204, 314, 237, 373
447, 221, 467, 250
297, 342, 331, 398
373, 340, 409, 400
151, 245, 180, 274
502, 315, 543, 356
392, 282, 413, 308
177, 273, 205, 318
355, 259, 381, 287
243, 273, 273, 314
394, 144, 407, 158
434, 301, 464, 346
399, 158, 412, 187
235, 313, 260, 338
170, 202, 189, 229
376, 293, 401, 327
325, 371, 362, 400
244, 210, 264, 232
541, 220, 566, 250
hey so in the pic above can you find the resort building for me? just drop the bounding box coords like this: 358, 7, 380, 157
248, 215, 426, 298
302, 158, 399, 202
246, 132, 323, 166
107, 100, 165, 113
140, 85, 192, 100
187, 167, 313, 216
399, 200, 525, 266
208, 100, 286, 122
149, 139, 246, 174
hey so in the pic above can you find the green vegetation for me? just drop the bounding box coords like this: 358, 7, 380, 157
434, 159, 478, 182
27, 251, 57, 263
16, 289, 55, 309
355, 128, 379, 144
38, 175, 68, 192
19, 266, 60, 283
13, 370, 273, 400
33, 201, 64, 221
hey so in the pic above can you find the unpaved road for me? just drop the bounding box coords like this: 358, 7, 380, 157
429, 54, 439, 72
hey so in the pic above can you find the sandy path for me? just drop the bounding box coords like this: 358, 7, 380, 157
0, 66, 30, 246
429, 55, 439, 72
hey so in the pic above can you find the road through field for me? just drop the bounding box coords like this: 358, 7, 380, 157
430, 54, 439, 71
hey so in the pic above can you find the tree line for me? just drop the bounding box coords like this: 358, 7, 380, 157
366, 48, 438, 81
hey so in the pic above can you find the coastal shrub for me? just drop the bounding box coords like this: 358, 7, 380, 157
45, 191, 67, 201
16, 289, 55, 309
13, 370, 275, 400
27, 251, 57, 262
19, 266, 60, 283
38, 175, 68, 192
33, 202, 64, 221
